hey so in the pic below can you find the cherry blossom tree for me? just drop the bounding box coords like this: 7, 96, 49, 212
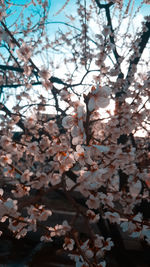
0, 0, 150, 266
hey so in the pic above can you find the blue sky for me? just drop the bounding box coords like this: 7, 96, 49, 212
5, 0, 149, 35
44, 0, 150, 39
49, 0, 150, 19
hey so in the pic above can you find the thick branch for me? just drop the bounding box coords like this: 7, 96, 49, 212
105, 4, 121, 64
94, 0, 124, 79
126, 20, 150, 84
0, 65, 99, 89
94, 0, 114, 9
0, 65, 68, 86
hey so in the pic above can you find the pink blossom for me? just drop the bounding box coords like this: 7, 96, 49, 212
62, 220, 71, 232
85, 249, 94, 259
0, 8, 6, 21
27, 142, 39, 155
62, 115, 75, 129
4, 198, 18, 211
42, 80, 53, 90
48, 224, 64, 237
24, 115, 36, 129
39, 67, 51, 80
129, 180, 142, 198
49, 173, 61, 185
12, 184, 30, 198
40, 235, 52, 242
102, 25, 111, 36
0, 189, 3, 196
21, 169, 33, 183
86, 194, 100, 209
94, 235, 104, 248
97, 261, 106, 267
0, 154, 12, 166
27, 205, 52, 222
38, 209, 52, 221
0, 136, 11, 148
86, 210, 100, 223
104, 211, 120, 224
44, 120, 59, 135
8, 218, 26, 235
17, 42, 32, 62
63, 237, 75, 251
88, 85, 111, 111
99, 193, 114, 208
102, 237, 114, 251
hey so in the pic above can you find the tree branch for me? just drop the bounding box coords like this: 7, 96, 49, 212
94, 0, 124, 79
0, 103, 25, 131
126, 20, 150, 85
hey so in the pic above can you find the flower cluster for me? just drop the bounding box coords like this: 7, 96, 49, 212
0, 1, 149, 266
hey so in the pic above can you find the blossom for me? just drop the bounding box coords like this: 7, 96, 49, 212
81, 239, 94, 258
88, 85, 111, 111
40, 235, 52, 242
0, 8, 6, 21
74, 145, 85, 165
99, 193, 114, 208
62, 115, 74, 129
0, 154, 12, 166
62, 220, 71, 232
102, 237, 114, 251
27, 205, 52, 221
23, 65, 32, 76
24, 114, 36, 129
17, 42, 32, 62
42, 80, 53, 90
102, 25, 111, 36
38, 209, 52, 221
12, 184, 30, 198
129, 180, 142, 198
86, 210, 100, 223
0, 189, 3, 196
94, 235, 104, 248
48, 224, 65, 237
8, 218, 27, 235
60, 89, 71, 101
0, 27, 9, 42
27, 142, 39, 155
85, 249, 94, 259
49, 173, 61, 185
104, 211, 120, 224
44, 120, 59, 135
0, 136, 11, 148
39, 67, 51, 80
75, 145, 95, 166
21, 169, 33, 183
36, 172, 48, 186
4, 198, 18, 210
63, 237, 75, 251
120, 221, 135, 234
15, 228, 28, 239
0, 198, 19, 220
97, 261, 106, 267
54, 151, 75, 172
86, 194, 100, 209
0, 1, 150, 264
